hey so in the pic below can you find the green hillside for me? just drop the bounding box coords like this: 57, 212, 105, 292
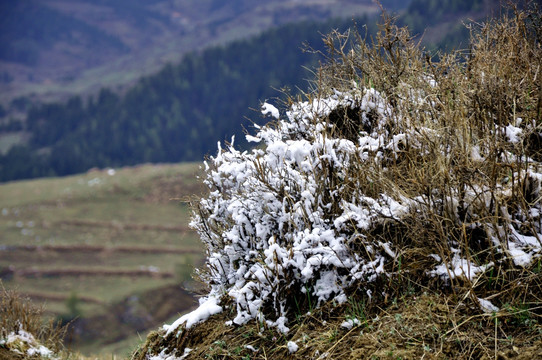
0, 162, 205, 356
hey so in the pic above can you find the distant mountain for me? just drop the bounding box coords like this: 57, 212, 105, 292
0, 0, 512, 182
0, 16, 367, 181
0, 0, 400, 106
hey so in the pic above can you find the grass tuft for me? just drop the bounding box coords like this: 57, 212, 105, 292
0, 282, 67, 359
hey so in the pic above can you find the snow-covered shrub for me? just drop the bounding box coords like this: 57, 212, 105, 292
191, 87, 411, 331
176, 7, 542, 335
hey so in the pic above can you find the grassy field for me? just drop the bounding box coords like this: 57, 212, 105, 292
0, 162, 206, 356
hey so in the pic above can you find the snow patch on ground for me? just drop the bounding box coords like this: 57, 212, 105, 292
478, 298, 500, 313
164, 295, 222, 336
429, 254, 494, 280
149, 347, 192, 360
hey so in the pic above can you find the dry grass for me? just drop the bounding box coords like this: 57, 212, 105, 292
0, 283, 67, 359
312, 1, 542, 316
133, 291, 542, 359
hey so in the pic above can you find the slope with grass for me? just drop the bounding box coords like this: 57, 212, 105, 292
134, 5, 542, 360
0, 162, 206, 356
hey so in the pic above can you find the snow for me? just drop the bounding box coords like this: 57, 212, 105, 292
287, 341, 299, 353
162, 83, 542, 336
261, 102, 280, 119
478, 298, 499, 313
507, 225, 542, 267
27, 345, 55, 357
245, 344, 258, 352
149, 347, 192, 360
503, 124, 522, 143
164, 295, 222, 335
429, 254, 494, 280
341, 318, 361, 329
0, 328, 56, 359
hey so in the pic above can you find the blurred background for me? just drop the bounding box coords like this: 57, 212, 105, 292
0, 0, 508, 356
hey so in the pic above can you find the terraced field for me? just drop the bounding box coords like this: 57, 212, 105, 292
0, 162, 206, 356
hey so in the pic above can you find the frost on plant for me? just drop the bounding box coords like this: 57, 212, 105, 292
189, 88, 414, 332
185, 82, 542, 332
167, 11, 542, 336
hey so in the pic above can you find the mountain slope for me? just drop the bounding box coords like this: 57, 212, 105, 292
0, 16, 367, 181
0, 0, 386, 106
0, 0, 505, 182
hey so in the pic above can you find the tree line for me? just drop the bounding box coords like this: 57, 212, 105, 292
0, 0, 484, 182
0, 17, 365, 182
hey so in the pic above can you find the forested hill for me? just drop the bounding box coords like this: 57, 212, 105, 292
0, 17, 360, 181
0, 0, 494, 182
0, 0, 388, 105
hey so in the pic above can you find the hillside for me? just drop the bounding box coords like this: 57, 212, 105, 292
0, 16, 369, 182
0, 0, 503, 183
0, 162, 206, 356
0, 0, 387, 107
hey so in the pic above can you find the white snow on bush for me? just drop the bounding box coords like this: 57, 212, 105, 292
187, 88, 410, 333
262, 102, 280, 119
287, 341, 299, 353
169, 85, 542, 335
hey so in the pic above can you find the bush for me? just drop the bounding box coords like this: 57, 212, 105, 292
0, 284, 66, 359
182, 4, 542, 335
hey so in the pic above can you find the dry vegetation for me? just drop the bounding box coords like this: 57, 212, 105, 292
134, 4, 542, 360
0, 284, 66, 359
135, 292, 542, 359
